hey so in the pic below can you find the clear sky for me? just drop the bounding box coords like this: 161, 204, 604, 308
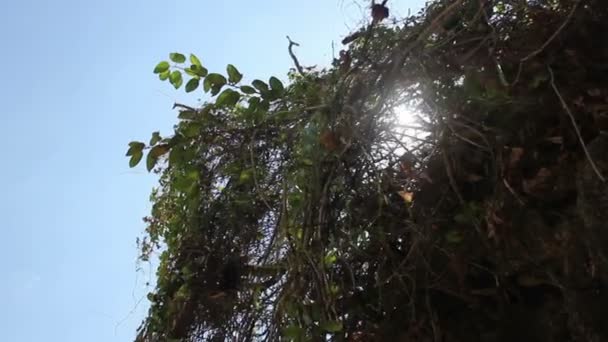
0, 1, 423, 341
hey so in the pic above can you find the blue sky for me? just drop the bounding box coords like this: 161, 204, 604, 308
0, 1, 423, 340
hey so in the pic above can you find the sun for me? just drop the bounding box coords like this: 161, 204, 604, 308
394, 104, 421, 127
389, 104, 431, 155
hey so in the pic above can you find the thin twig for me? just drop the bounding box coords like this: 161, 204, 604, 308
172, 103, 197, 111
548, 66, 605, 182
502, 178, 525, 205
286, 36, 305, 76
441, 147, 465, 204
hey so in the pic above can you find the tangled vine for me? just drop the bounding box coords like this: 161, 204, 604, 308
129, 0, 608, 341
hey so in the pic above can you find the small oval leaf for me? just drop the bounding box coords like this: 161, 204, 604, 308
252, 79, 269, 93
169, 52, 186, 63
129, 151, 143, 168
170, 71, 183, 89
153, 61, 170, 74
240, 85, 256, 94
269, 76, 284, 93
190, 54, 202, 67
185, 78, 200, 93
159, 70, 170, 81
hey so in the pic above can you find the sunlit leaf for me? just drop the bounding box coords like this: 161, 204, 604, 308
169, 52, 186, 63
190, 54, 202, 67
153, 61, 170, 74
398, 190, 414, 203
159, 70, 170, 81
169, 71, 183, 89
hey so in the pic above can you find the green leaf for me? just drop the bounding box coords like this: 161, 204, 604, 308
252, 79, 269, 93
169, 52, 186, 63
169, 71, 183, 89
240, 85, 256, 94
129, 151, 143, 168
185, 78, 200, 93
205, 73, 227, 95
153, 61, 170, 74
158, 70, 170, 81
269, 76, 284, 93
320, 320, 343, 333
149, 132, 162, 145
191, 64, 208, 77
190, 54, 202, 67
324, 252, 337, 266
126, 141, 145, 156
206, 73, 227, 86
146, 144, 170, 172
226, 64, 243, 83
184, 67, 198, 78
203, 77, 211, 92
216, 89, 241, 107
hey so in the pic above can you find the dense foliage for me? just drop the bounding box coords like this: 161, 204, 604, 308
129, 0, 608, 340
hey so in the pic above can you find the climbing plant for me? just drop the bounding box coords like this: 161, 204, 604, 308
130, 0, 608, 341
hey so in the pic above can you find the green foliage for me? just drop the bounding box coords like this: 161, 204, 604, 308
203, 73, 227, 95
184, 78, 199, 93
126, 141, 145, 168
149, 132, 162, 145
226, 64, 243, 84
251, 79, 269, 93
131, 2, 608, 341
215, 89, 241, 107
169, 70, 183, 89
153, 61, 170, 74
169, 52, 186, 63
240, 85, 256, 94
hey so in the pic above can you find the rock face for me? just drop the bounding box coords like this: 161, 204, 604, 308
576, 132, 608, 267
